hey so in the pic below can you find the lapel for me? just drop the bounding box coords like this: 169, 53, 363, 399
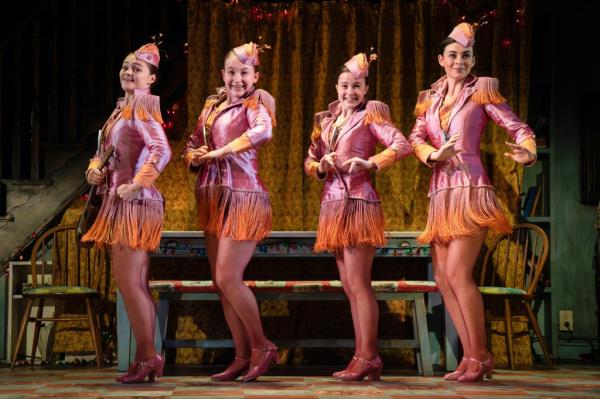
101, 97, 126, 145
322, 101, 366, 152
446, 74, 477, 127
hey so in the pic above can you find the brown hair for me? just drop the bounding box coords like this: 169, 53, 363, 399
338, 65, 368, 85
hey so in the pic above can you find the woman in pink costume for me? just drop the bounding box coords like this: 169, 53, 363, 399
409, 22, 537, 382
183, 42, 277, 382
304, 52, 411, 381
83, 43, 171, 383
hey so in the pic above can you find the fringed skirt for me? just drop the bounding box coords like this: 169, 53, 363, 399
197, 185, 271, 241
315, 198, 386, 252
81, 194, 164, 251
418, 186, 512, 245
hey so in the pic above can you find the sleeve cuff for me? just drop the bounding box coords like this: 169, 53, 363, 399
132, 163, 161, 188
414, 144, 437, 167
228, 133, 254, 154
306, 161, 326, 180
369, 148, 398, 171
518, 137, 537, 167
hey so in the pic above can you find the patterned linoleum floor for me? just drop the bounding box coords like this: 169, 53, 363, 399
1, 365, 600, 398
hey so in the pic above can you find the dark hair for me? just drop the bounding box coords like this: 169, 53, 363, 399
439, 37, 475, 56
338, 65, 368, 85
224, 50, 259, 72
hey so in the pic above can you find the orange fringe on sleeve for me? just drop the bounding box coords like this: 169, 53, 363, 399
242, 89, 277, 127
369, 148, 397, 170
121, 94, 164, 123
364, 101, 392, 125
414, 90, 432, 117
133, 163, 161, 188
471, 77, 507, 105
310, 113, 324, 142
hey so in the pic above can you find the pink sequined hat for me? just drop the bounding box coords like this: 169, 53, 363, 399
134, 43, 160, 68
232, 41, 272, 66
448, 22, 476, 47
344, 51, 378, 80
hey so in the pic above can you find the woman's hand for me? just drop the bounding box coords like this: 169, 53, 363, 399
189, 146, 209, 167
116, 182, 143, 201
318, 152, 336, 174
430, 133, 462, 162
198, 146, 230, 162
342, 157, 375, 173
504, 141, 535, 164
86, 168, 105, 185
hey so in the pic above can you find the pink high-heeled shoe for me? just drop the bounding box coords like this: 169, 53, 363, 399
443, 357, 468, 381
243, 346, 279, 382
457, 353, 494, 383
120, 353, 165, 384
337, 355, 383, 382
332, 356, 358, 379
211, 356, 250, 382
116, 360, 140, 382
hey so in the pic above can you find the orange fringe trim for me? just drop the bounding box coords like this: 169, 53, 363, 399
364, 101, 392, 125
197, 185, 272, 241
81, 194, 164, 251
122, 94, 164, 124
471, 77, 506, 105
310, 120, 322, 142
242, 89, 277, 127
418, 186, 512, 245
414, 90, 432, 117
315, 199, 386, 252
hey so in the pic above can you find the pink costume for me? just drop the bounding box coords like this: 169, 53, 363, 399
409, 74, 536, 244
305, 100, 411, 251
81, 87, 171, 251
183, 87, 275, 241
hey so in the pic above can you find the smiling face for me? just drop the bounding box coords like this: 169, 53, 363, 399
336, 71, 368, 112
438, 41, 475, 81
119, 53, 157, 94
222, 53, 259, 103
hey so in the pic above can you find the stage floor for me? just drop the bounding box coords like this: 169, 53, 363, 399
1, 364, 599, 398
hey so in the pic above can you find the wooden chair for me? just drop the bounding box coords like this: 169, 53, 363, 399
11, 224, 106, 369
479, 223, 553, 368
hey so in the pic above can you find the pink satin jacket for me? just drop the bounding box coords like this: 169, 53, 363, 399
184, 89, 273, 193
305, 100, 411, 203
96, 89, 171, 202
409, 75, 535, 197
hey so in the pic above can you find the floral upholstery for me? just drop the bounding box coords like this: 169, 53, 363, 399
24, 286, 98, 296
149, 280, 438, 293
479, 286, 527, 295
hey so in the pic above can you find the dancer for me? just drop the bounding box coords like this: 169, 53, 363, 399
304, 52, 411, 381
83, 42, 171, 383
409, 22, 537, 382
183, 41, 277, 382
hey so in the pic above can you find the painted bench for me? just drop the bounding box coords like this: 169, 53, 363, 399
117, 279, 438, 376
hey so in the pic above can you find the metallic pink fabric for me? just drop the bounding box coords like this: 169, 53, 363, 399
305, 100, 411, 204
97, 88, 171, 202
184, 89, 273, 193
409, 75, 534, 197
